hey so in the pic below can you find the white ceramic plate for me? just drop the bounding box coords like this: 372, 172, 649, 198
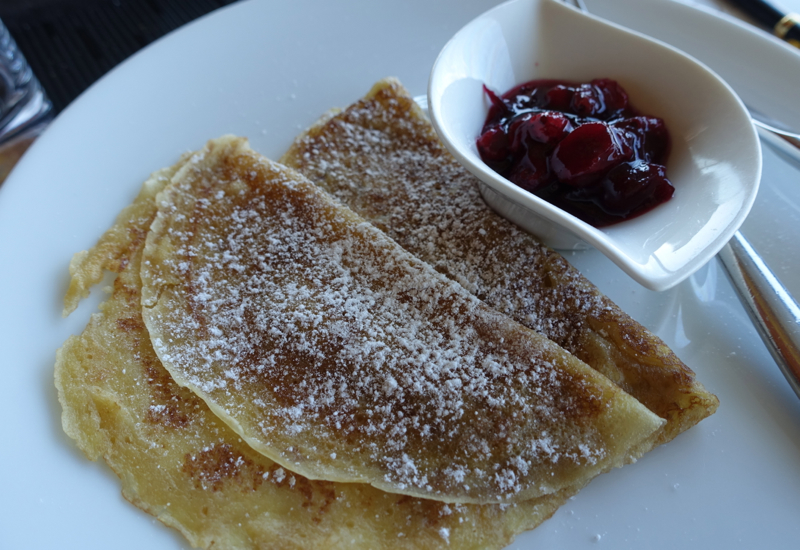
1, 0, 798, 548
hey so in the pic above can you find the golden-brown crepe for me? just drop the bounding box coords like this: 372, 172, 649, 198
281, 78, 718, 447
55, 78, 718, 548
54, 167, 575, 549
138, 136, 663, 504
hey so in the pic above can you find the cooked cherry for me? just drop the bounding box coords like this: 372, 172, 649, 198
598, 162, 674, 216
508, 146, 551, 192
507, 116, 530, 153
482, 85, 510, 125
570, 83, 605, 118
511, 111, 573, 148
476, 78, 674, 226
592, 78, 629, 117
613, 116, 670, 163
551, 122, 632, 187
545, 84, 574, 112
477, 125, 510, 162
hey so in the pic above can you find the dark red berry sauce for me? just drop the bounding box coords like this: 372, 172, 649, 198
477, 78, 674, 227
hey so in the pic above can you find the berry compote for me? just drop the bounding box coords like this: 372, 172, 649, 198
476, 78, 674, 227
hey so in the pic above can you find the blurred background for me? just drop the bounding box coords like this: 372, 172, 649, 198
0, 0, 240, 116
0, 0, 241, 181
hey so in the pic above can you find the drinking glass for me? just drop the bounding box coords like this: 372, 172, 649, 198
0, 17, 52, 182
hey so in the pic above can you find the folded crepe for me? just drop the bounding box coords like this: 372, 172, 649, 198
55, 162, 575, 550
280, 78, 718, 447
55, 78, 718, 548
136, 136, 662, 505
56, 137, 659, 549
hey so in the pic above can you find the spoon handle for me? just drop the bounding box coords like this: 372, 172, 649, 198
718, 231, 800, 399
754, 122, 800, 169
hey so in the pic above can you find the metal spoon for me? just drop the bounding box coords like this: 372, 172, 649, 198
750, 113, 800, 168
718, 232, 800, 399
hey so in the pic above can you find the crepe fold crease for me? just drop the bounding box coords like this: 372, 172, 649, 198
280, 78, 718, 448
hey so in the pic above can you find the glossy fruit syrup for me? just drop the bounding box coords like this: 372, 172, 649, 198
476, 79, 674, 227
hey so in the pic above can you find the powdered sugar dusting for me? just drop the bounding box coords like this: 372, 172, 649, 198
142, 137, 614, 504
283, 81, 722, 449
283, 82, 618, 354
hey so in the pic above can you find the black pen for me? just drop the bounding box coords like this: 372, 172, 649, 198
726, 0, 800, 48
